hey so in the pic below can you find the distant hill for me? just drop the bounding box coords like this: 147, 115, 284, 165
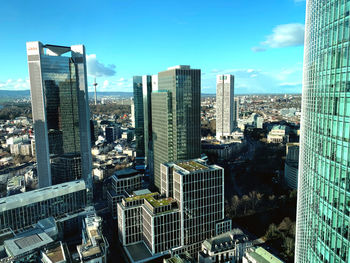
0, 90, 31, 98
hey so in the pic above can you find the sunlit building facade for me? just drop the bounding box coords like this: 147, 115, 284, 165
26, 42, 92, 188
295, 1, 350, 262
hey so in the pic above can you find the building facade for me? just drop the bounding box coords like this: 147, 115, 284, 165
133, 76, 145, 158
0, 180, 87, 231
26, 41, 92, 188
284, 143, 299, 189
216, 75, 234, 140
152, 66, 201, 190
295, 1, 350, 262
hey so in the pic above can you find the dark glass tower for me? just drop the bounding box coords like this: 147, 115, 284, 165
152, 65, 201, 189
295, 1, 350, 262
26, 42, 92, 188
133, 76, 145, 158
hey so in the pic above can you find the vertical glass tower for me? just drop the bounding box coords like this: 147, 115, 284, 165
152, 65, 201, 189
133, 76, 145, 158
295, 1, 350, 262
26, 42, 92, 188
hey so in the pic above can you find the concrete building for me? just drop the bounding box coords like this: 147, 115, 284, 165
233, 97, 239, 128
105, 125, 121, 144
0, 179, 87, 231
26, 41, 92, 188
216, 75, 234, 140
284, 143, 299, 189
198, 229, 251, 263
152, 65, 201, 190
77, 214, 108, 263
107, 168, 142, 219
267, 125, 288, 144
243, 247, 284, 263
160, 159, 224, 255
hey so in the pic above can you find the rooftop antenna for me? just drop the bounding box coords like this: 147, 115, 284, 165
93, 77, 98, 105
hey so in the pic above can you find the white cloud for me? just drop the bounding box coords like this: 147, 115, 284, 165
262, 23, 305, 48
0, 78, 29, 90
86, 54, 116, 77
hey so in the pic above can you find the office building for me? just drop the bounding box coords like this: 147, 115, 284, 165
284, 143, 299, 189
0, 180, 87, 231
243, 247, 284, 263
233, 97, 239, 128
198, 229, 251, 263
295, 1, 350, 262
133, 76, 145, 157
216, 75, 234, 140
161, 159, 224, 254
26, 41, 92, 188
107, 168, 143, 219
152, 65, 201, 189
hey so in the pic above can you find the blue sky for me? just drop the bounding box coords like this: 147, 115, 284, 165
0, 0, 306, 94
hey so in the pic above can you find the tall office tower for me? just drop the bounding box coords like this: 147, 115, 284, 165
152, 66, 201, 189
216, 75, 234, 140
233, 97, 239, 128
295, 1, 350, 262
26, 42, 92, 188
133, 76, 145, 157
161, 159, 224, 255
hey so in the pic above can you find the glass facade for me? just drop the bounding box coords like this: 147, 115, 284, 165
133, 76, 145, 157
295, 1, 350, 262
27, 42, 92, 188
152, 66, 201, 190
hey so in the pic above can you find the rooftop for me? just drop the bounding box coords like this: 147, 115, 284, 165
176, 160, 207, 172
202, 229, 248, 253
42, 242, 66, 263
0, 180, 86, 212
124, 192, 158, 203
246, 247, 284, 263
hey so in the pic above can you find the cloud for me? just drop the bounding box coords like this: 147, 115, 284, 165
251, 47, 267, 52
0, 78, 29, 90
262, 23, 305, 48
86, 54, 116, 77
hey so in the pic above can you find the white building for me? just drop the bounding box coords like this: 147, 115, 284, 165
216, 75, 235, 140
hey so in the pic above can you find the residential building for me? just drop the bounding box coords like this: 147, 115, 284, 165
198, 229, 251, 263
152, 65, 201, 189
284, 143, 299, 189
26, 41, 92, 188
295, 1, 350, 262
216, 74, 234, 140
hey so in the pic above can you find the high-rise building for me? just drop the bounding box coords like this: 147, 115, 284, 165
133, 76, 145, 158
216, 75, 234, 140
284, 143, 299, 189
295, 1, 350, 262
152, 66, 201, 189
233, 97, 239, 128
161, 159, 224, 254
26, 42, 92, 188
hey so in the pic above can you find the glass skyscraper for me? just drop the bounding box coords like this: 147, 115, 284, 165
152, 65, 201, 190
26, 42, 92, 188
295, 1, 350, 262
133, 76, 145, 158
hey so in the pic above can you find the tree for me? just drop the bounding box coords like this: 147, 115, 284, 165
231, 195, 240, 216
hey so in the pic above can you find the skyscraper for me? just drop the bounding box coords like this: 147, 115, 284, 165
295, 1, 350, 262
216, 74, 234, 140
133, 76, 145, 158
152, 65, 201, 189
26, 42, 92, 188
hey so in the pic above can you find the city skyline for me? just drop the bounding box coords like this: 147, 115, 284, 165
0, 0, 305, 94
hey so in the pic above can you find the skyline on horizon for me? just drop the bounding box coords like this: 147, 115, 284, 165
0, 0, 306, 94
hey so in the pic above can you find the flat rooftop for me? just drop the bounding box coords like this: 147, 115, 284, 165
0, 180, 86, 212
42, 242, 65, 263
124, 242, 161, 263
176, 160, 207, 172
246, 247, 284, 263
124, 192, 158, 203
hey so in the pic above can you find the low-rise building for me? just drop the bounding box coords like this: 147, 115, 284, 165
243, 247, 284, 263
198, 229, 251, 263
284, 143, 299, 189
267, 125, 288, 144
77, 214, 108, 263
